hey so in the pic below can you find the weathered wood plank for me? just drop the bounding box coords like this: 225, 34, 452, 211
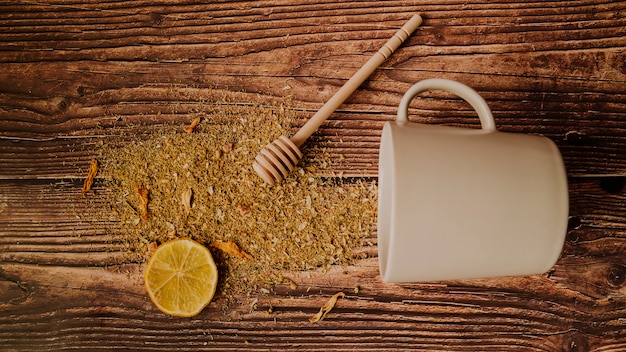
1, 258, 625, 351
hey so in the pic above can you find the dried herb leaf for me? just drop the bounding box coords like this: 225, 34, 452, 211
210, 240, 254, 260
310, 292, 345, 323
136, 185, 149, 220
181, 188, 193, 215
81, 159, 98, 196
165, 222, 177, 238
185, 116, 201, 134
212, 149, 223, 161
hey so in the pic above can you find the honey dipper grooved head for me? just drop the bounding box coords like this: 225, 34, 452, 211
253, 135, 303, 185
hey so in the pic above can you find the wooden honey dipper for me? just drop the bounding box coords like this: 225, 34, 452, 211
253, 14, 423, 185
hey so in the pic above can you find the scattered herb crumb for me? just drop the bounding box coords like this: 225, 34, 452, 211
146, 241, 158, 258
283, 277, 298, 290
310, 292, 345, 323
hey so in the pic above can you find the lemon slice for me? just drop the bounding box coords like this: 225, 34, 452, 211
144, 238, 218, 317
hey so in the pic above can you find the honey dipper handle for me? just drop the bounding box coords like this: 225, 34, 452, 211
290, 14, 423, 147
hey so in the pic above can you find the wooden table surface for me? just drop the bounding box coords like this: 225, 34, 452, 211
1, 1, 625, 351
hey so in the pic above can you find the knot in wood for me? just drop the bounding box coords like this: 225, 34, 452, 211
52, 97, 68, 112
561, 332, 589, 352
566, 216, 583, 243
606, 264, 626, 288
149, 13, 164, 26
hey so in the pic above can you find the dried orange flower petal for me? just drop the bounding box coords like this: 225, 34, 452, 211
185, 116, 201, 134
136, 185, 149, 220
81, 159, 98, 196
310, 292, 345, 323
222, 142, 233, 153
237, 205, 251, 216
210, 240, 253, 260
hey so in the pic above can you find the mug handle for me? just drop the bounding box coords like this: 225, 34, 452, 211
398, 78, 496, 132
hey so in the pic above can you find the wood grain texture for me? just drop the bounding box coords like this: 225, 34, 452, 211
1, 0, 625, 351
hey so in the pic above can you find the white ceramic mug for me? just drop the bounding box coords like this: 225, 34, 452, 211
378, 78, 569, 283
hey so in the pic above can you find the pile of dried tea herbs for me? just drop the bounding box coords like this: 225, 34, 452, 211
99, 99, 377, 295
